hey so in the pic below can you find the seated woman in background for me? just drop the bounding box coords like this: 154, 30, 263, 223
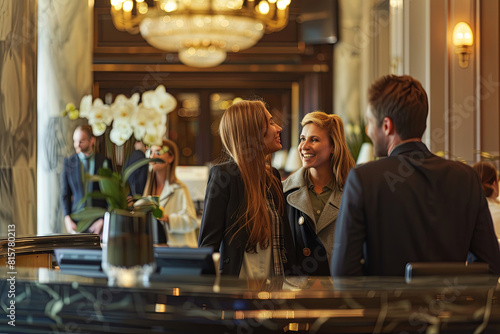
198, 100, 296, 279
142, 139, 198, 247
283, 111, 355, 276
473, 161, 500, 242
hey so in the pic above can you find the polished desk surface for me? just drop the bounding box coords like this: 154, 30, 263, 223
1, 268, 499, 333
0, 234, 101, 256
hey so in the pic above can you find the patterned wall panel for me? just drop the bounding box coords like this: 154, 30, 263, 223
37, 0, 93, 235
0, 0, 37, 236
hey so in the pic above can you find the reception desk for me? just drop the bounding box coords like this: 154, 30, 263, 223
0, 234, 101, 268
0, 268, 499, 333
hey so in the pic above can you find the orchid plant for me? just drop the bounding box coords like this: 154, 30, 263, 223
70, 157, 165, 232
63, 85, 177, 146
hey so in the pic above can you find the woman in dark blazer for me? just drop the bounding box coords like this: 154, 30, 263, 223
199, 100, 296, 278
283, 111, 355, 276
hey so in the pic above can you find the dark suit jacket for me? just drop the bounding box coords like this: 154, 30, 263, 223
123, 149, 148, 196
61, 153, 111, 216
331, 141, 500, 276
198, 161, 297, 276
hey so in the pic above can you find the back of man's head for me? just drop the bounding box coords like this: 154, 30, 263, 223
368, 75, 428, 140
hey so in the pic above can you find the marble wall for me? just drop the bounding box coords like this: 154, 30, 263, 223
37, 0, 93, 235
0, 0, 37, 236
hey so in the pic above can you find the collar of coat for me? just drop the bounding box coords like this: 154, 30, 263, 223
283, 167, 342, 233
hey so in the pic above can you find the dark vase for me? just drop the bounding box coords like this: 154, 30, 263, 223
101, 209, 156, 285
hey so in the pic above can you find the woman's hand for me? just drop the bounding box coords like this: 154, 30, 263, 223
158, 213, 170, 227
126, 195, 134, 207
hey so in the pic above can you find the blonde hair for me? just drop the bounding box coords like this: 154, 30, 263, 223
219, 100, 283, 252
301, 111, 355, 189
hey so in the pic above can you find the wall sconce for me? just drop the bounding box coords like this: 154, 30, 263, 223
452, 22, 473, 68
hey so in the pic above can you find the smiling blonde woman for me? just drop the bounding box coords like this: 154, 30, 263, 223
283, 111, 355, 276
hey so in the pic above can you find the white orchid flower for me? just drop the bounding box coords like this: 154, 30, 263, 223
79, 95, 93, 118
142, 85, 177, 115
142, 129, 165, 146
132, 105, 156, 140
91, 122, 107, 137
68, 86, 176, 146
89, 98, 113, 126
111, 93, 139, 122
109, 119, 134, 146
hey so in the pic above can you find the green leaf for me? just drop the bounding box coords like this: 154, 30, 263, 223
71, 207, 107, 221
152, 207, 163, 219
98, 167, 113, 178
121, 157, 164, 187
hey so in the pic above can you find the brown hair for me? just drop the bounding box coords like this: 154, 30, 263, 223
473, 161, 498, 198
219, 100, 283, 252
368, 75, 428, 140
160, 139, 179, 184
75, 124, 94, 139
143, 139, 179, 196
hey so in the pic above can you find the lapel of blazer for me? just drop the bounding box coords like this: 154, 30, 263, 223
284, 168, 317, 230
68, 154, 83, 190
315, 189, 342, 234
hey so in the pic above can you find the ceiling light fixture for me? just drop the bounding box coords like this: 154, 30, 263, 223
109, 0, 292, 68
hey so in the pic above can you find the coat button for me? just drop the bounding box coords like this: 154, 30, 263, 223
298, 216, 304, 225
302, 248, 311, 256
223, 258, 230, 264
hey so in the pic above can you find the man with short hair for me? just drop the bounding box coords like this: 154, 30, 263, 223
331, 75, 500, 276
61, 125, 111, 234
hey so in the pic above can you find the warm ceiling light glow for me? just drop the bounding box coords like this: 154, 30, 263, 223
109, 0, 291, 67
164, 0, 177, 12
122, 0, 133, 12
258, 1, 270, 14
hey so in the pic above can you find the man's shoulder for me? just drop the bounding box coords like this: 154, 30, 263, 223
351, 151, 477, 184
63, 153, 78, 165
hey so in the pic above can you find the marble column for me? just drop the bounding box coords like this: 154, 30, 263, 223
37, 0, 93, 235
0, 1, 37, 237
334, 0, 390, 161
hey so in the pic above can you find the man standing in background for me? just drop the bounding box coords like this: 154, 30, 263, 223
61, 125, 111, 234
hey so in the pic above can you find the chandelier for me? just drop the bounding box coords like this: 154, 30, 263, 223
109, 0, 292, 67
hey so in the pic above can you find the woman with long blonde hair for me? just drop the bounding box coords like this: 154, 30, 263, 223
283, 111, 355, 276
142, 139, 198, 247
199, 100, 296, 278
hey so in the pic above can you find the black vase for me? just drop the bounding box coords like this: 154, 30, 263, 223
101, 209, 156, 285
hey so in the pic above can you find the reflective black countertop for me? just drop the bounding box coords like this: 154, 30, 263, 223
1, 268, 499, 333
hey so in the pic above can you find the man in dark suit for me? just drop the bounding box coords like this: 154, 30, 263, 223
331, 75, 500, 276
123, 141, 148, 196
61, 125, 110, 234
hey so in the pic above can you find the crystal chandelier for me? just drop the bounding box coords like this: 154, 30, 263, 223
109, 0, 292, 68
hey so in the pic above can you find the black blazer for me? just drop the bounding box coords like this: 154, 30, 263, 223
61, 153, 111, 216
331, 141, 500, 276
198, 161, 297, 276
123, 149, 148, 196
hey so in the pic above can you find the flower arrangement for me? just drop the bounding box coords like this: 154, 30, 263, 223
62, 85, 177, 146
71, 158, 165, 232
63, 85, 176, 232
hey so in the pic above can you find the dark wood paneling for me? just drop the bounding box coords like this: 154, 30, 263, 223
92, 0, 334, 165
